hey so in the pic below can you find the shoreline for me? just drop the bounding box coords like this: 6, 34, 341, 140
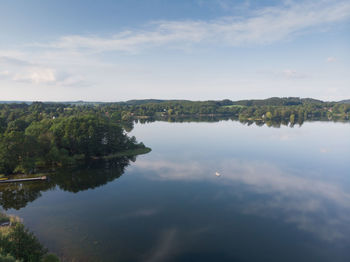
0, 147, 152, 178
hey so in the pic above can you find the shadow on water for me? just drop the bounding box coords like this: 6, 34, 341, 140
0, 156, 135, 210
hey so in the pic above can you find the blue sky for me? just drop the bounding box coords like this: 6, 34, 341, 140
0, 0, 349, 101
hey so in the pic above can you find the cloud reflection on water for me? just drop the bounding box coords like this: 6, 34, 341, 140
131, 158, 350, 241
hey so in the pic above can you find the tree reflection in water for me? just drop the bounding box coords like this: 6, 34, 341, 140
0, 156, 134, 210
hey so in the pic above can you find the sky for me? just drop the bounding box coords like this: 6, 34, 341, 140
0, 0, 349, 102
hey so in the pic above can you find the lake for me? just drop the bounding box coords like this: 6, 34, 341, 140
2, 120, 350, 261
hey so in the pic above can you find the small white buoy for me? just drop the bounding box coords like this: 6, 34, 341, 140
215, 172, 221, 177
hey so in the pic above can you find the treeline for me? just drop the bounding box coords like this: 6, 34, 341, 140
0, 103, 146, 175
101, 97, 350, 122
2, 97, 349, 123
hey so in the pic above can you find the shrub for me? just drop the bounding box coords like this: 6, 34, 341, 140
0, 223, 47, 262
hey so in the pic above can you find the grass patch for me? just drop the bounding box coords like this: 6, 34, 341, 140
101, 147, 152, 159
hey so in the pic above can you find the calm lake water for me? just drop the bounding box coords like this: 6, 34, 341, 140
2, 120, 350, 261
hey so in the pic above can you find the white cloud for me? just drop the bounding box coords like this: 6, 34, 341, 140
13, 68, 56, 84
0, 55, 56, 84
327, 56, 337, 63
320, 148, 328, 153
0, 56, 31, 66
0, 53, 91, 87
282, 69, 308, 79
0, 70, 10, 76
42, 0, 350, 53
0, 0, 349, 100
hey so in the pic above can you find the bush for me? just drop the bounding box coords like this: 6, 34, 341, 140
0, 223, 47, 262
0, 254, 17, 262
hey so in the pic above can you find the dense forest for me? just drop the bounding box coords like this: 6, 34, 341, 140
0, 97, 349, 175
0, 103, 148, 175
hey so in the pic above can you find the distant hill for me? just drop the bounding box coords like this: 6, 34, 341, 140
0, 97, 348, 106
109, 97, 327, 107
122, 99, 191, 105
0, 100, 104, 105
122, 99, 168, 105
0, 101, 32, 104
232, 97, 324, 107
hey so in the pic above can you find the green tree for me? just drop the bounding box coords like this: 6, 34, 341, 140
0, 254, 18, 262
265, 111, 272, 119
0, 223, 47, 262
289, 114, 295, 124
